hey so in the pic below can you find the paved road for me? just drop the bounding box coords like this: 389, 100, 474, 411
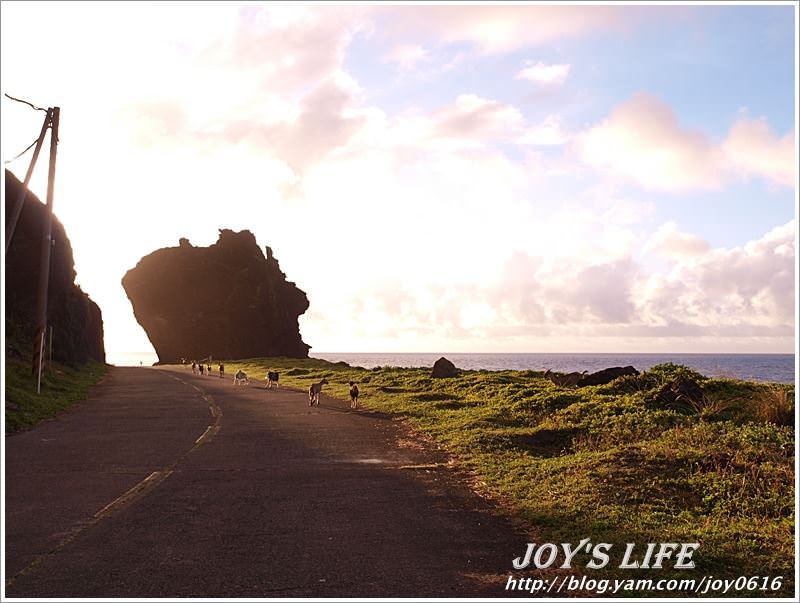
5, 366, 530, 597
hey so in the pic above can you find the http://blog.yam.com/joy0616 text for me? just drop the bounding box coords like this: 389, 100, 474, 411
505, 540, 785, 596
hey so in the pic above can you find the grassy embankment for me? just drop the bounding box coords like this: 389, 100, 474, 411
223, 357, 794, 597
5, 340, 109, 432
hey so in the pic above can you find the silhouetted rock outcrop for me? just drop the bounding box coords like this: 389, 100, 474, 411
431, 357, 458, 378
122, 229, 310, 363
544, 369, 586, 388
4, 170, 105, 365
577, 366, 639, 387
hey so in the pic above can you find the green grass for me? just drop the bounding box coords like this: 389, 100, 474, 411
213, 357, 795, 597
5, 357, 109, 432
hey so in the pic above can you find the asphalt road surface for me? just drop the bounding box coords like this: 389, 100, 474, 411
5, 366, 532, 597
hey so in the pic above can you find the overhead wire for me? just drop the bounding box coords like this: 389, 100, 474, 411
2, 99, 54, 163
3, 92, 48, 112
4, 137, 41, 164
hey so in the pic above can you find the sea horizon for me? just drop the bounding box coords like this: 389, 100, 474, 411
108, 351, 796, 384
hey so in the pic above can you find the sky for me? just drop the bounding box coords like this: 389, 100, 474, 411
1, 2, 797, 363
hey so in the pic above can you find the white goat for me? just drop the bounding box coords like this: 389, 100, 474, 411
233, 370, 250, 385
308, 378, 329, 406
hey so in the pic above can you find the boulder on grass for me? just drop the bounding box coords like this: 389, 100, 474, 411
431, 357, 458, 378
577, 365, 639, 387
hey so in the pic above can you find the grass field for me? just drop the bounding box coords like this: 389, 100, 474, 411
5, 357, 109, 432
218, 357, 795, 597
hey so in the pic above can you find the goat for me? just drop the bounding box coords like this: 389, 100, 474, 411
308, 378, 329, 406
266, 371, 280, 389
233, 370, 250, 385
543, 369, 587, 388
349, 381, 359, 408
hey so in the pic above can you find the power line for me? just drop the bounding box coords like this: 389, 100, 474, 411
4, 137, 41, 164
4, 93, 47, 112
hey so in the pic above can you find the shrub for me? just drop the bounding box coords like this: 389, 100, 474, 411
285, 368, 310, 376
595, 372, 660, 395
749, 385, 795, 427
646, 363, 708, 384
685, 392, 735, 421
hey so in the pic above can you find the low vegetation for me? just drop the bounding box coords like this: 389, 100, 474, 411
5, 357, 109, 432
222, 357, 794, 597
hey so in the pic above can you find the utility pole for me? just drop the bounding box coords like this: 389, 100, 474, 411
5, 108, 52, 254
32, 107, 60, 393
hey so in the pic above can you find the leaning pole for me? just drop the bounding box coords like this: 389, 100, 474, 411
32, 106, 60, 393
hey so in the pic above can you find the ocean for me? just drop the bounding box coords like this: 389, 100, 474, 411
108, 351, 795, 384
310, 353, 796, 384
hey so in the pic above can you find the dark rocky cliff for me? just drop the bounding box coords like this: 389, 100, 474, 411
5, 169, 105, 365
122, 230, 310, 363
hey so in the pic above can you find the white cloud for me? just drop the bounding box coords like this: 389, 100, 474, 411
516, 61, 571, 86
427, 95, 569, 148
519, 115, 570, 145
384, 44, 428, 69
378, 5, 627, 54
577, 92, 725, 192
433, 94, 524, 142
248, 73, 370, 180
303, 206, 794, 352
578, 93, 795, 191
647, 221, 710, 259
216, 5, 368, 94
637, 220, 795, 328
722, 116, 796, 188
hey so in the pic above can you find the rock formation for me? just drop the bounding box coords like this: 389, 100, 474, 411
431, 357, 458, 378
4, 170, 105, 365
544, 369, 586, 388
577, 366, 640, 387
122, 229, 310, 363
